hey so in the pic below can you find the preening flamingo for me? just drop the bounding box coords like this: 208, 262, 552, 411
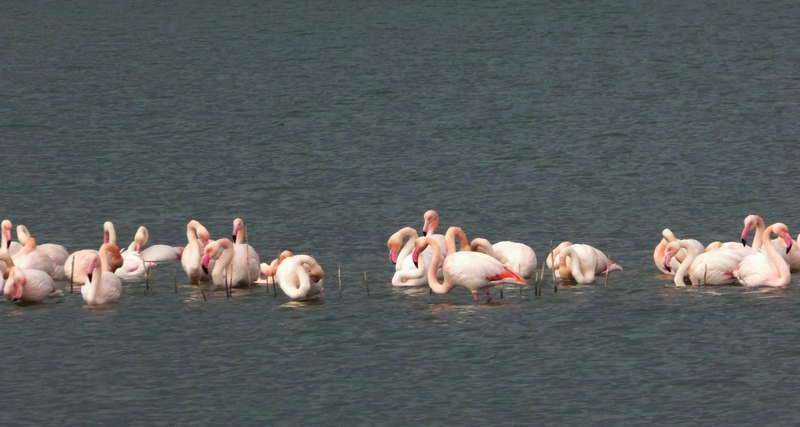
15, 225, 68, 280
741, 214, 800, 270
181, 220, 212, 285
388, 227, 435, 287
653, 229, 704, 275
3, 265, 62, 303
201, 238, 259, 289
470, 237, 537, 279
274, 254, 325, 300
557, 244, 622, 284
11, 237, 55, 278
412, 235, 526, 303
546, 241, 572, 278
664, 240, 741, 286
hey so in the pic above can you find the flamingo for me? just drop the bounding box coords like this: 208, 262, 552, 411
274, 254, 325, 300
545, 241, 572, 278
557, 244, 622, 284
412, 235, 526, 303
121, 225, 183, 265
3, 264, 62, 303
64, 221, 123, 284
256, 250, 294, 285
735, 222, 793, 287
15, 225, 68, 280
201, 238, 259, 289
1, 219, 22, 255
230, 218, 260, 271
653, 229, 704, 275
470, 237, 537, 279
115, 226, 148, 280
82, 243, 123, 305
740, 214, 800, 270
181, 219, 212, 285
11, 237, 55, 278
664, 240, 741, 286
388, 227, 432, 287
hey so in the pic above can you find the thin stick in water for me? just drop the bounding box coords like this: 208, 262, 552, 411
70, 255, 75, 294
364, 271, 370, 297
337, 263, 342, 298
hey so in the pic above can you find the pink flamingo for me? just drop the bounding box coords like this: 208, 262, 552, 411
230, 218, 260, 270
64, 221, 123, 284
422, 210, 447, 255
664, 240, 741, 286
274, 254, 325, 299
201, 238, 259, 288
15, 224, 68, 280
82, 243, 123, 305
2, 251, 61, 303
470, 237, 537, 279
181, 220, 212, 285
735, 222, 793, 287
412, 235, 526, 303
11, 237, 55, 278
653, 229, 704, 275
546, 241, 573, 279
557, 244, 622, 284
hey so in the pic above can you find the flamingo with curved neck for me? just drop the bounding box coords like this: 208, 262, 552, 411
15, 225, 68, 280
665, 240, 741, 286
3, 264, 61, 303
201, 238, 259, 289
558, 244, 622, 284
275, 254, 325, 299
412, 236, 525, 303
181, 220, 212, 285
64, 221, 123, 283
82, 243, 123, 305
421, 210, 447, 255
735, 223, 793, 287
1, 219, 22, 255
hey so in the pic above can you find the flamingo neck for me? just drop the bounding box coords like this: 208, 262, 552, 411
762, 225, 790, 283
673, 241, 697, 287
445, 227, 469, 253
470, 238, 494, 257
424, 237, 451, 294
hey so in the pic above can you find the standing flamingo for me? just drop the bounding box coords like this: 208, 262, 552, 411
557, 244, 622, 284
735, 223, 793, 287
122, 225, 184, 265
274, 254, 325, 300
201, 238, 259, 289
230, 218, 260, 271
388, 227, 437, 287
740, 214, 800, 270
64, 221, 123, 284
470, 237, 537, 279
181, 220, 212, 285
412, 236, 526, 303
82, 243, 123, 305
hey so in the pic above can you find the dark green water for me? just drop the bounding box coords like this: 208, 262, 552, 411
2, 0, 799, 425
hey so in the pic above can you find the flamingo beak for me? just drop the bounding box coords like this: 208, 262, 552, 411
741, 238, 747, 246
201, 254, 210, 274
87, 272, 93, 282
784, 234, 793, 254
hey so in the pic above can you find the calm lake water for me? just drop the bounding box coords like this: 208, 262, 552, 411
2, 0, 799, 425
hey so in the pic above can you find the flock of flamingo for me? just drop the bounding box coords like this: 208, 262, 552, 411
0, 210, 795, 307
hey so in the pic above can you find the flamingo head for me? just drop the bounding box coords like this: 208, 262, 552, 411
201, 253, 211, 274
2, 222, 11, 248
107, 244, 124, 272
422, 210, 439, 236
307, 261, 325, 283
7, 268, 25, 301
232, 218, 243, 243
776, 224, 793, 254
86, 258, 98, 283
411, 236, 429, 267
387, 239, 401, 264
740, 224, 751, 246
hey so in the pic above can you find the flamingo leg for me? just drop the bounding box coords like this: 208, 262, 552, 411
485, 290, 493, 302
472, 292, 479, 303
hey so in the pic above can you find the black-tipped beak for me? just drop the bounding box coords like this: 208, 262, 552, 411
413, 259, 419, 268
787, 243, 792, 254
231, 234, 236, 242
741, 239, 747, 246
422, 230, 428, 237
88, 272, 93, 282
665, 264, 671, 273
202, 265, 209, 275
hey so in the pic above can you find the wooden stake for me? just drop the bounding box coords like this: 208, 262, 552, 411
70, 255, 75, 294
243, 223, 252, 290
337, 263, 342, 298
173, 266, 178, 294
364, 271, 370, 297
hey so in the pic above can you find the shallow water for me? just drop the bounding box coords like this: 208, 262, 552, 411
2, 0, 800, 425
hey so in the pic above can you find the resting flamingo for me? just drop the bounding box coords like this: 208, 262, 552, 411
121, 225, 184, 265
1, 219, 22, 255
201, 238, 259, 289
230, 218, 260, 271
115, 226, 148, 280
11, 237, 55, 278
470, 237, 537, 279
412, 235, 526, 303
388, 227, 434, 287
557, 244, 622, 284
274, 254, 325, 300
64, 221, 123, 284
256, 250, 294, 285
82, 243, 123, 305
181, 220, 212, 285
735, 222, 793, 287
664, 240, 741, 286
15, 225, 68, 280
